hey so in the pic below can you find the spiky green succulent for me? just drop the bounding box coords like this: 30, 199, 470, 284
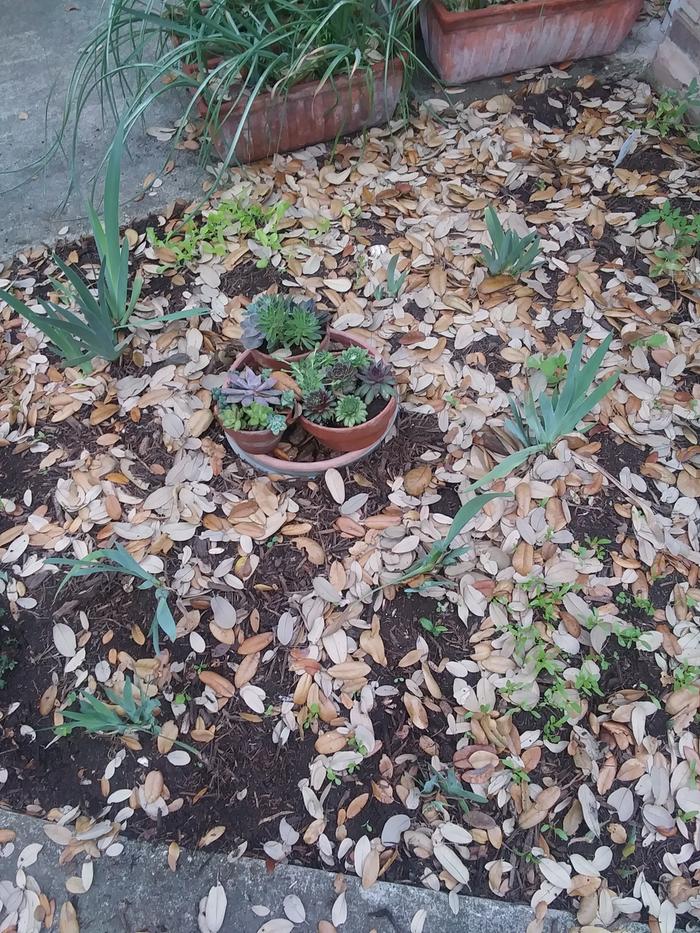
334, 395, 368, 427
303, 388, 335, 423
338, 346, 372, 369
357, 360, 395, 404
290, 350, 334, 394
242, 294, 327, 354
326, 360, 357, 395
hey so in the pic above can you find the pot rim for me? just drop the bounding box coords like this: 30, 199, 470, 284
428, 0, 637, 27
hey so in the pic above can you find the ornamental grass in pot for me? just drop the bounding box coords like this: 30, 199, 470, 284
241, 294, 331, 371
292, 347, 398, 453
56, 0, 424, 174
213, 366, 297, 455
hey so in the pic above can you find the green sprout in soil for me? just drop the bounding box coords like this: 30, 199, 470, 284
421, 767, 487, 812
148, 199, 289, 269
418, 616, 448, 637
572, 535, 611, 561
616, 590, 655, 618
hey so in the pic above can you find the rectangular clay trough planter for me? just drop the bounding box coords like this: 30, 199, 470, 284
204, 58, 404, 164
420, 0, 643, 84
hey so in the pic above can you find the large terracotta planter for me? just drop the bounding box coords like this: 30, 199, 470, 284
205, 58, 405, 163
300, 396, 398, 454
420, 0, 643, 84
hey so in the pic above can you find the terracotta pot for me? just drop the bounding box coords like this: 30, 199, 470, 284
250, 332, 331, 373
420, 0, 643, 84
300, 395, 398, 454
201, 58, 404, 163
223, 424, 281, 455
218, 408, 295, 455
221, 330, 399, 476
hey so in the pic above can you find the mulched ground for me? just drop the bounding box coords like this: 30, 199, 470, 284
1, 71, 700, 932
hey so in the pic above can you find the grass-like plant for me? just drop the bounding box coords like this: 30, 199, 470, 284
55, 676, 199, 755
463, 333, 617, 496
55, 676, 159, 739
374, 254, 408, 300
389, 491, 510, 585
0, 126, 198, 371
480, 206, 541, 277
46, 546, 176, 654
51, 0, 424, 180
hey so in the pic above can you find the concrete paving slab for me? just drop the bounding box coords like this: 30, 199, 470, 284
0, 808, 650, 933
0, 0, 204, 263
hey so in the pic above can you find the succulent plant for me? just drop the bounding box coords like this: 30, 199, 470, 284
220, 367, 282, 406
242, 294, 327, 354
219, 407, 242, 430
266, 413, 288, 435
303, 388, 335, 423
245, 402, 274, 430
326, 360, 357, 395
338, 346, 371, 369
357, 360, 395, 404
334, 395, 368, 427
290, 350, 333, 395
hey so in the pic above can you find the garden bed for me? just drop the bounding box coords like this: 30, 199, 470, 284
1, 75, 700, 931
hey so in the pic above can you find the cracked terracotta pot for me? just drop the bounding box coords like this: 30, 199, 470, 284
420, 0, 643, 84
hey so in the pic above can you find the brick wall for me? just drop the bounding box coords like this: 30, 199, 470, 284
651, 0, 700, 121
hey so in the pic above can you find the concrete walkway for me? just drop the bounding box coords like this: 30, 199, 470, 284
0, 808, 647, 933
0, 0, 203, 262
0, 0, 664, 263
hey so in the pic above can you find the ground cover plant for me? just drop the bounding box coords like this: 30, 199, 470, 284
1, 74, 700, 932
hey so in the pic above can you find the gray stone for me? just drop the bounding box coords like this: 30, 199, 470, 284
0, 809, 650, 933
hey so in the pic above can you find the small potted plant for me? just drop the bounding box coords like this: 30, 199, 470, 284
213, 367, 297, 455
242, 294, 331, 371
293, 347, 398, 453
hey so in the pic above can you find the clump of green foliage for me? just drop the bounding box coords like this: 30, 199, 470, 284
480, 206, 541, 278
148, 199, 289, 269
645, 79, 700, 145
638, 201, 700, 276
46, 546, 177, 654
292, 347, 396, 429
242, 295, 329, 358
213, 366, 295, 435
0, 125, 199, 372
56, 676, 160, 739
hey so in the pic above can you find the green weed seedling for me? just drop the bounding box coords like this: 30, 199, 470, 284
421, 767, 487, 812
149, 199, 289, 269
646, 79, 700, 139
638, 201, 700, 276
46, 545, 176, 654
418, 616, 448, 637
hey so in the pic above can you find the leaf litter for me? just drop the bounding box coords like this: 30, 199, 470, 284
0, 75, 700, 931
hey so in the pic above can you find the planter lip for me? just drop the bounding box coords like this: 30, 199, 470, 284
298, 393, 398, 438
427, 0, 625, 27
208, 56, 404, 119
